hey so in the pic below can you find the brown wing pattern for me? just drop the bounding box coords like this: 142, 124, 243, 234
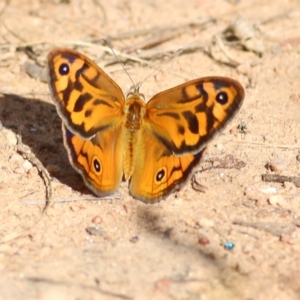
145, 77, 244, 155
47, 48, 125, 138
129, 128, 203, 202
63, 124, 124, 196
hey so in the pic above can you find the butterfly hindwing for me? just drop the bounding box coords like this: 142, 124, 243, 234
63, 123, 124, 196
129, 127, 204, 202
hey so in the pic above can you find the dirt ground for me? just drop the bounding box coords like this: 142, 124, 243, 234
0, 0, 300, 299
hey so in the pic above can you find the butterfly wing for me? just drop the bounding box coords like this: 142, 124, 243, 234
129, 127, 203, 202
129, 76, 244, 202
63, 123, 124, 196
47, 48, 125, 138
48, 48, 126, 196
145, 77, 245, 155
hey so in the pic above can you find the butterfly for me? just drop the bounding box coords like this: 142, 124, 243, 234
47, 48, 244, 203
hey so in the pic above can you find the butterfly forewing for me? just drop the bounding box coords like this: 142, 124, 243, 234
145, 77, 244, 155
47, 48, 125, 138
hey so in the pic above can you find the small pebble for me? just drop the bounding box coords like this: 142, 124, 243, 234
244, 186, 256, 198
268, 195, 285, 207
236, 261, 255, 275
14, 167, 25, 174
280, 235, 297, 245
215, 143, 224, 151
6, 131, 17, 145
260, 186, 277, 194
224, 242, 235, 250
92, 216, 103, 224
267, 156, 287, 172
229, 126, 238, 136
197, 218, 215, 228
256, 198, 268, 207
22, 160, 33, 171
86, 226, 105, 236
185, 218, 197, 227
198, 237, 210, 245
28, 167, 38, 177
9, 153, 23, 162
130, 236, 139, 243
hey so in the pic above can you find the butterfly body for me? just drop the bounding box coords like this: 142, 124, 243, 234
47, 48, 244, 203
123, 93, 146, 180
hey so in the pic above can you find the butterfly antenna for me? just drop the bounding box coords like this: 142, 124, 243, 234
137, 47, 184, 90
102, 39, 137, 91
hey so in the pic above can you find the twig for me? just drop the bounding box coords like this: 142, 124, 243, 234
21, 193, 122, 205
25, 276, 132, 300
262, 174, 300, 188
194, 154, 246, 175
191, 176, 207, 193
233, 220, 296, 236
16, 127, 52, 212
211, 34, 261, 67
107, 18, 215, 40
133, 41, 205, 60
122, 31, 184, 54
0, 41, 149, 64
232, 140, 300, 149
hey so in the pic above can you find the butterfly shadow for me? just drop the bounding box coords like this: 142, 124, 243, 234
0, 93, 92, 196
135, 204, 223, 266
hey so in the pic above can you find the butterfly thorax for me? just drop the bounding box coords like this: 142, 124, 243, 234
123, 92, 147, 180
124, 92, 146, 131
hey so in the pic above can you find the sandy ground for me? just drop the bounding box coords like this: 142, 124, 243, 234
0, 0, 300, 299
